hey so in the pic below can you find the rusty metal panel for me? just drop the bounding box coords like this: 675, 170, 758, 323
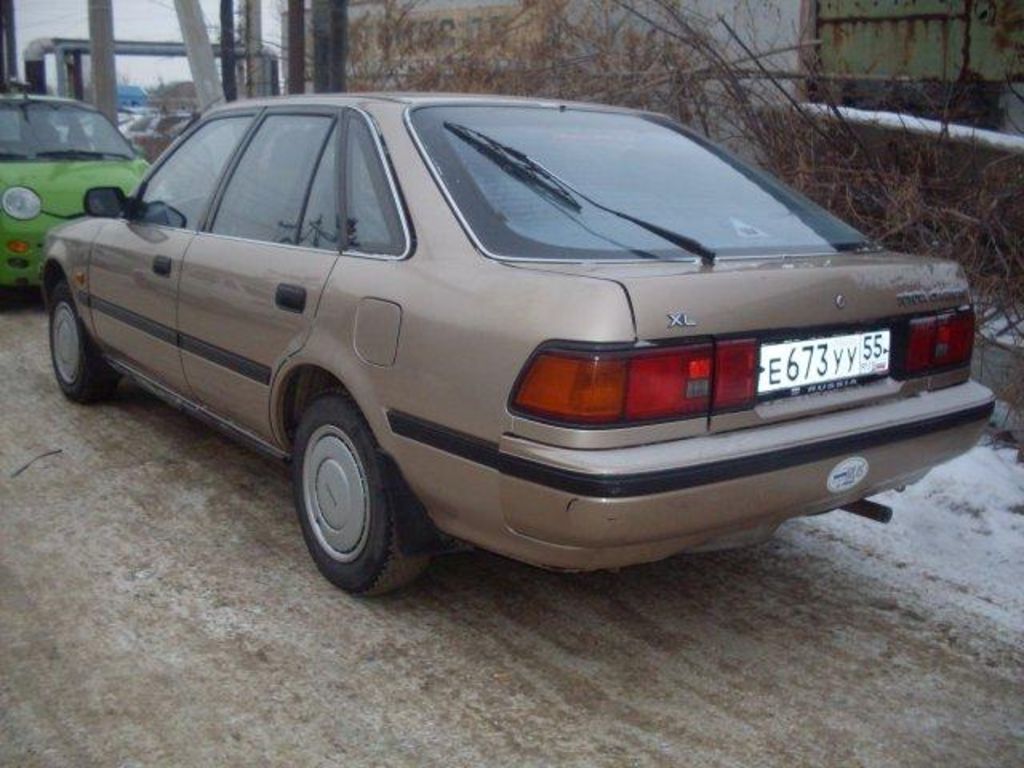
817, 0, 1023, 81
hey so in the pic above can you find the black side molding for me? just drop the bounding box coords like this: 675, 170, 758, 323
388, 400, 993, 499
88, 293, 272, 385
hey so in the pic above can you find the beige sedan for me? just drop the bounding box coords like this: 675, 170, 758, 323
42, 94, 993, 594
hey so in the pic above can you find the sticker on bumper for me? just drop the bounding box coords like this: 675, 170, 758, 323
827, 456, 869, 494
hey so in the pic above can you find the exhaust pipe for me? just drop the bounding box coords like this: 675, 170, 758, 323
843, 499, 893, 524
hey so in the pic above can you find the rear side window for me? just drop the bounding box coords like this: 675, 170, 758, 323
212, 114, 334, 245
345, 117, 406, 256
138, 116, 250, 229
297, 126, 339, 251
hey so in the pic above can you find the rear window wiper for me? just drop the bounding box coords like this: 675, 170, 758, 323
444, 122, 715, 265
445, 122, 581, 213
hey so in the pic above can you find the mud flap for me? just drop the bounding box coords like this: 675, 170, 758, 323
381, 454, 468, 557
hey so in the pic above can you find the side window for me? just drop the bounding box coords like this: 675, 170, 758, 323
297, 126, 339, 251
212, 115, 334, 245
345, 117, 406, 256
138, 116, 250, 229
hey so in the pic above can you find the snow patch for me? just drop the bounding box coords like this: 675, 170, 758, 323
785, 442, 1024, 638
801, 103, 1024, 154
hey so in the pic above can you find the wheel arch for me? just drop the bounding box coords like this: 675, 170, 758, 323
41, 259, 68, 307
272, 359, 455, 558
272, 360, 390, 454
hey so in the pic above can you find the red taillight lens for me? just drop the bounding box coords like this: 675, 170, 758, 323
513, 340, 758, 425
904, 309, 974, 374
934, 311, 974, 367
624, 345, 713, 420
713, 339, 758, 411
906, 317, 936, 373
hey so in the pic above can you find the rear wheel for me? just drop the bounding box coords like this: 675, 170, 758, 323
48, 280, 119, 403
292, 393, 429, 595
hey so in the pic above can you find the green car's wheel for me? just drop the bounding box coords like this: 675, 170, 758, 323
48, 280, 120, 403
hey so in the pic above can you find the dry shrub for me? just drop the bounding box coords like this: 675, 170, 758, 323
347, 0, 1024, 420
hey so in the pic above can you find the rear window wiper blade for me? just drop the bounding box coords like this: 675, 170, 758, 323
445, 122, 581, 213
444, 121, 715, 265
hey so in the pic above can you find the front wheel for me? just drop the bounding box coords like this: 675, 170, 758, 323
48, 280, 120, 403
292, 393, 429, 595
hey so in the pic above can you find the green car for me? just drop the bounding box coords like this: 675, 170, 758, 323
0, 95, 148, 288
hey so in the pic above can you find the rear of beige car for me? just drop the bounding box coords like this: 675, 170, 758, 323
384, 256, 990, 572
383, 100, 993, 572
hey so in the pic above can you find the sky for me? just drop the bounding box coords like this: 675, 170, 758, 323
13, 0, 283, 88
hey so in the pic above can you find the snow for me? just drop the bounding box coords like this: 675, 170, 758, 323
784, 441, 1024, 639
980, 309, 1024, 349
800, 103, 1024, 154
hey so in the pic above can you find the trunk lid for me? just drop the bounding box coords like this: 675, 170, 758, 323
511, 252, 972, 432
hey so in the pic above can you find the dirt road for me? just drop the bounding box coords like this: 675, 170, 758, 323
1, 301, 1021, 767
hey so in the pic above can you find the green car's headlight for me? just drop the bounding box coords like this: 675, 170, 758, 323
2, 186, 42, 220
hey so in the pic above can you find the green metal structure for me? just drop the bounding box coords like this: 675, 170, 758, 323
816, 0, 1023, 82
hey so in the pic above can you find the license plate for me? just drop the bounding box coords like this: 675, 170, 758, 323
758, 330, 890, 396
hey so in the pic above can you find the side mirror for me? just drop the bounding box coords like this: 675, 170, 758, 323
84, 186, 127, 218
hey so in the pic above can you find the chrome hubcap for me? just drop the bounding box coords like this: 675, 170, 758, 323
52, 303, 81, 384
303, 425, 369, 562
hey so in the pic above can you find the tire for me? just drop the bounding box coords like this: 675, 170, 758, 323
292, 393, 429, 595
48, 280, 120, 403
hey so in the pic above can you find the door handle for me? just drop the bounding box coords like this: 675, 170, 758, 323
275, 283, 307, 314
152, 255, 172, 277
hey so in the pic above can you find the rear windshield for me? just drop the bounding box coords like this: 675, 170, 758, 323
0, 101, 134, 161
410, 105, 868, 261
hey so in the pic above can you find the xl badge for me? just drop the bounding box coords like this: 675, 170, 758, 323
667, 312, 698, 329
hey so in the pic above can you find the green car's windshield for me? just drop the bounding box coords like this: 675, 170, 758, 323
0, 101, 133, 161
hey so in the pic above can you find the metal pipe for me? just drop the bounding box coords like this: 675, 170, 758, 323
843, 499, 893, 524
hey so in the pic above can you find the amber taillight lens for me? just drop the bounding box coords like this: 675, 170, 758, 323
905, 309, 974, 374
513, 353, 628, 424
512, 341, 757, 426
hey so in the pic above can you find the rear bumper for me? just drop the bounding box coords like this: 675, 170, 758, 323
389, 381, 993, 570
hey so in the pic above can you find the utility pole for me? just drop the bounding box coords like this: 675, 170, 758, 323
287, 0, 305, 94
220, 0, 237, 101
312, 0, 348, 93
0, 0, 16, 86
312, 0, 329, 93
243, 0, 262, 97
328, 0, 348, 92
87, 0, 117, 120
173, 0, 224, 111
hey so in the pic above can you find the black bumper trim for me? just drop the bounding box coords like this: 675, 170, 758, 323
388, 400, 993, 499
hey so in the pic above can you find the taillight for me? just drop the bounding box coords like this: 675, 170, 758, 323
624, 345, 712, 420
513, 353, 627, 424
713, 339, 758, 411
933, 311, 974, 367
904, 309, 974, 375
906, 317, 936, 373
512, 339, 757, 426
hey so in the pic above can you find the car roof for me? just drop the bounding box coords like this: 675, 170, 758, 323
207, 92, 642, 115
